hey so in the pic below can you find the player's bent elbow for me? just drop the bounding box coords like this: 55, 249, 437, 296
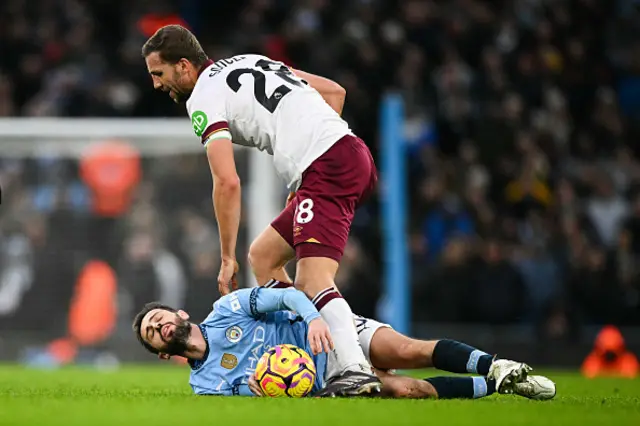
329, 84, 346, 105
332, 84, 346, 111
332, 82, 346, 98
215, 175, 241, 191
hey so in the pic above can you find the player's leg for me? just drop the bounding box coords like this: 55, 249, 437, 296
296, 255, 380, 395
418, 372, 555, 401
366, 326, 549, 397
378, 370, 554, 400
248, 217, 295, 285
367, 327, 494, 374
355, 318, 495, 399
320, 338, 441, 400
375, 370, 438, 399
294, 135, 381, 396
378, 372, 496, 400
361, 326, 535, 400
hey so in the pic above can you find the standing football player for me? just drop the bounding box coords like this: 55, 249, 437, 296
142, 25, 379, 396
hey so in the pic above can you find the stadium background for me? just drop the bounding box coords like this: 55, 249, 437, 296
0, 0, 639, 370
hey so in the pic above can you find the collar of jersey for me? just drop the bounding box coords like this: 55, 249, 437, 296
188, 324, 210, 371
197, 59, 214, 78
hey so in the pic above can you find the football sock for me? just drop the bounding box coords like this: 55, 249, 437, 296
425, 376, 496, 399
263, 281, 370, 373
312, 287, 370, 374
432, 339, 493, 375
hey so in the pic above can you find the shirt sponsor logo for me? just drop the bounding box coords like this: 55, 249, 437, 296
221, 353, 238, 370
244, 326, 271, 384
192, 110, 208, 137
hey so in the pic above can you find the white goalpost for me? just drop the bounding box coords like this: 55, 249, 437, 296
0, 117, 282, 288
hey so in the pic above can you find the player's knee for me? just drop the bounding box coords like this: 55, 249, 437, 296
248, 245, 277, 286
247, 244, 259, 270
248, 241, 273, 273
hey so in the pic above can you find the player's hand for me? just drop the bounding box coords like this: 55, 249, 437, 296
218, 258, 239, 296
307, 317, 334, 355
248, 374, 264, 397
286, 191, 296, 207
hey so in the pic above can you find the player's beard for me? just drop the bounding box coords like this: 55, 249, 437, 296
171, 87, 192, 104
163, 317, 192, 356
170, 70, 191, 103
171, 88, 185, 103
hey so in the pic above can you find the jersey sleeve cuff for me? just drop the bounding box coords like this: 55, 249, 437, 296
203, 130, 232, 149
201, 121, 230, 146
303, 312, 321, 325
249, 287, 261, 318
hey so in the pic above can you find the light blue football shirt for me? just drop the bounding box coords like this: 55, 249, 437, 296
189, 287, 328, 396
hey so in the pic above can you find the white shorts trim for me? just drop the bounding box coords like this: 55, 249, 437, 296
324, 314, 392, 380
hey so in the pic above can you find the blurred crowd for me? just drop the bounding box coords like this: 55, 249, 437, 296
1, 0, 640, 347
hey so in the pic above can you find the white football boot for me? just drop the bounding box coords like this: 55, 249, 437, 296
487, 359, 533, 394
513, 375, 556, 400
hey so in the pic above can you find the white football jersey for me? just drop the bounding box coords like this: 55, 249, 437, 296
186, 54, 353, 189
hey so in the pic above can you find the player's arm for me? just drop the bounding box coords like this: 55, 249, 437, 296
193, 381, 253, 397
205, 134, 241, 277
232, 288, 333, 354
243, 287, 320, 324
250, 287, 333, 354
189, 90, 240, 294
292, 69, 346, 116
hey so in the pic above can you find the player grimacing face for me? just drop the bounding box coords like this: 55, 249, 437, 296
140, 308, 193, 356
145, 52, 196, 104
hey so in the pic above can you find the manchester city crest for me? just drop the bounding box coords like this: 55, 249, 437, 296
225, 326, 243, 343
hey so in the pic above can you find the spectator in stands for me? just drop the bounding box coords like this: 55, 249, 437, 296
0, 0, 639, 347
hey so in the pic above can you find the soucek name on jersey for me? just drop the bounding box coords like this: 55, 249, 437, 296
186, 54, 352, 190
189, 287, 327, 396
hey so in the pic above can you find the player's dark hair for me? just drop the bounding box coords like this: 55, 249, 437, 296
132, 302, 178, 354
141, 25, 208, 67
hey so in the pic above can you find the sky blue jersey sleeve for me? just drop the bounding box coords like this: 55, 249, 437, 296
216, 287, 320, 324
191, 380, 253, 396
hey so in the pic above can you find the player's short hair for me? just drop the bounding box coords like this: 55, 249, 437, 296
132, 302, 178, 354
141, 25, 208, 67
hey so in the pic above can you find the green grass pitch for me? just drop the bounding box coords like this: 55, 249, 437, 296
0, 365, 639, 426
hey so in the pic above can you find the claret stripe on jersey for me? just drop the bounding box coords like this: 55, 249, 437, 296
201, 121, 230, 144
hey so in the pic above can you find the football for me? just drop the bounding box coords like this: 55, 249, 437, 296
254, 344, 316, 397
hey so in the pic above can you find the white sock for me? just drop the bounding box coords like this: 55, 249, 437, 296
312, 287, 370, 374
